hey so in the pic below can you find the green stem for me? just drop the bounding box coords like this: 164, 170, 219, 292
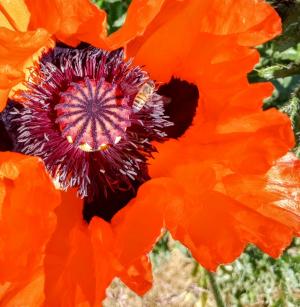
206, 270, 226, 307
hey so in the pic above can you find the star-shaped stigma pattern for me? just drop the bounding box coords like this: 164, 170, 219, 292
56, 78, 131, 152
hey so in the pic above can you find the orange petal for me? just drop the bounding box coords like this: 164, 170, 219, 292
0, 271, 45, 306
0, 0, 30, 31
173, 191, 293, 271
89, 217, 118, 304
25, 0, 107, 47
150, 145, 298, 270
43, 190, 97, 307
0, 152, 60, 283
223, 153, 300, 235
43, 192, 123, 306
90, 216, 154, 300
140, 4, 296, 266
87, 178, 186, 300
119, 255, 153, 296
0, 27, 51, 110
112, 178, 185, 267
0, 28, 50, 68
0, 65, 24, 89
107, 0, 166, 49
213, 109, 294, 175
150, 106, 293, 182
190, 0, 281, 45
126, 0, 280, 82
0, 89, 9, 112
159, 159, 294, 269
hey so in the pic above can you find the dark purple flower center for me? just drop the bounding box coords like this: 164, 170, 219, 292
1, 44, 199, 222
7, 46, 172, 199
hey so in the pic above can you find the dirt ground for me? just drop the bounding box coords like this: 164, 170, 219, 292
104, 247, 217, 307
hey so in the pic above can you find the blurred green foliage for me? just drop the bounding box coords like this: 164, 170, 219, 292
96, 0, 300, 306
250, 0, 300, 156
217, 239, 300, 306
93, 0, 130, 33
152, 234, 300, 306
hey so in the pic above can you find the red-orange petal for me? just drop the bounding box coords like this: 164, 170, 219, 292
112, 178, 186, 267
90, 217, 154, 301
106, 0, 166, 49
148, 90, 296, 268
0, 27, 50, 68
0, 152, 60, 283
25, 0, 107, 47
0, 271, 45, 306
87, 217, 115, 304
223, 153, 300, 235
0, 65, 24, 89
119, 255, 153, 296
148, 159, 297, 270
0, 27, 51, 111
125, 0, 280, 82
43, 190, 97, 307
0, 89, 9, 112
173, 190, 293, 271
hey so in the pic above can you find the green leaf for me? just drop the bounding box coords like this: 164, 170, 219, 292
274, 2, 300, 52
92, 0, 131, 34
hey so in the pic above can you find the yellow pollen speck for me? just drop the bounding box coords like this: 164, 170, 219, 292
79, 143, 93, 152
77, 143, 110, 152
99, 144, 109, 151
66, 135, 110, 152
66, 135, 73, 144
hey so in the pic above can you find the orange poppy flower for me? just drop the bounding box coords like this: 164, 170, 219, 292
0, 0, 299, 306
